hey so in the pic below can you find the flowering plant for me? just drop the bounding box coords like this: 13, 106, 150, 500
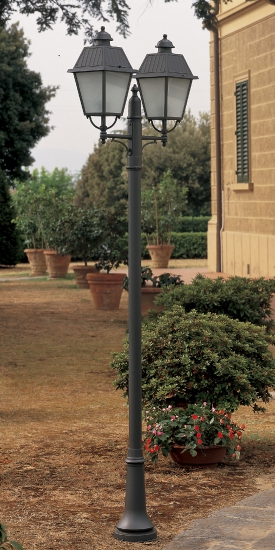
144, 402, 245, 463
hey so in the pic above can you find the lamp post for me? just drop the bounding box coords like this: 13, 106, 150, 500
68, 28, 197, 543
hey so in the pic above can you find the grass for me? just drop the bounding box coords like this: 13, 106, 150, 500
0, 272, 275, 550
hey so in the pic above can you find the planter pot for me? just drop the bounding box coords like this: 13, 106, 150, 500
141, 287, 163, 315
86, 272, 125, 310
72, 265, 97, 289
44, 251, 71, 278
146, 244, 174, 268
170, 445, 227, 469
24, 248, 47, 276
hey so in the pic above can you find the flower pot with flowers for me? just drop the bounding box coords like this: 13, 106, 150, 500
122, 266, 183, 315
144, 402, 245, 468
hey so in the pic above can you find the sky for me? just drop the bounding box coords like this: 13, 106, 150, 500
12, 1, 211, 175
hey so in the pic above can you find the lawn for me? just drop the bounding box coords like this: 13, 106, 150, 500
0, 272, 275, 550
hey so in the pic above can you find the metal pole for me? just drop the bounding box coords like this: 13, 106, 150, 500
113, 85, 157, 542
213, 26, 222, 273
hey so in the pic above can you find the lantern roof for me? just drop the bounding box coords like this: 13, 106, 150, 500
136, 34, 198, 80
68, 26, 134, 74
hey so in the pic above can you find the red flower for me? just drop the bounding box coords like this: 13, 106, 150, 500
196, 433, 202, 439
192, 414, 198, 419
154, 445, 159, 452
217, 431, 223, 439
194, 425, 200, 432
236, 444, 241, 451
197, 439, 203, 445
149, 448, 155, 454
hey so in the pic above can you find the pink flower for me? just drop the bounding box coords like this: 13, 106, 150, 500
171, 415, 176, 421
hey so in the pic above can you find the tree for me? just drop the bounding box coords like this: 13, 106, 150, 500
0, 0, 130, 41
0, 23, 57, 185
141, 111, 211, 217
75, 139, 127, 211
0, 170, 21, 265
0, 1, 232, 41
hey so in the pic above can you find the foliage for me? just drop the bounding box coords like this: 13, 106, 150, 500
0, 0, 130, 40
144, 403, 245, 462
141, 169, 187, 245
13, 168, 76, 252
0, 24, 57, 185
177, 216, 210, 233
0, 170, 21, 265
111, 306, 275, 413
76, 140, 127, 211
0, 523, 23, 550
0, 0, 234, 41
122, 266, 183, 291
142, 112, 211, 217
156, 274, 275, 331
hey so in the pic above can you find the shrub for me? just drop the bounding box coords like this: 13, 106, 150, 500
111, 306, 275, 413
176, 216, 210, 233
156, 274, 275, 331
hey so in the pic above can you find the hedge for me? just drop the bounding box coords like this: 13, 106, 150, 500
177, 216, 210, 233
142, 232, 207, 259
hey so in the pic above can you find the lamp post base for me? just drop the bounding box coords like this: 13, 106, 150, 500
114, 527, 157, 542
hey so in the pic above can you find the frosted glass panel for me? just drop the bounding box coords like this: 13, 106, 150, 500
167, 78, 190, 119
139, 78, 165, 119
106, 71, 130, 115
76, 72, 102, 114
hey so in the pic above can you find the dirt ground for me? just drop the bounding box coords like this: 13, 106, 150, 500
1, 272, 275, 550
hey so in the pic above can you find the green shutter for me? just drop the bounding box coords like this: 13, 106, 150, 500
235, 80, 249, 183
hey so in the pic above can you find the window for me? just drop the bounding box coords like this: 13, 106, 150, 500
235, 80, 249, 183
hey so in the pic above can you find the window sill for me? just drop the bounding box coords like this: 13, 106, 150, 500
231, 182, 253, 191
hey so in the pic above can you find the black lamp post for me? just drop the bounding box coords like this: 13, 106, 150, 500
68, 28, 197, 543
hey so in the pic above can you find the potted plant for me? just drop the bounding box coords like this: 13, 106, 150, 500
12, 180, 47, 275
86, 208, 128, 310
111, 306, 275, 412
141, 170, 187, 268
66, 206, 103, 288
123, 266, 183, 314
40, 186, 76, 278
143, 402, 245, 468
13, 168, 76, 278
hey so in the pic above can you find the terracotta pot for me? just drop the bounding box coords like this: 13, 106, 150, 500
43, 251, 71, 278
141, 287, 163, 315
146, 244, 174, 268
170, 445, 227, 469
86, 272, 125, 310
24, 249, 47, 276
72, 265, 97, 289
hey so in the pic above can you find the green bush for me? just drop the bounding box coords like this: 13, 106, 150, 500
111, 306, 275, 413
176, 216, 210, 233
141, 232, 207, 259
156, 274, 275, 331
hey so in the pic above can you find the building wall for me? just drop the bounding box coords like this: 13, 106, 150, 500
208, 0, 275, 276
